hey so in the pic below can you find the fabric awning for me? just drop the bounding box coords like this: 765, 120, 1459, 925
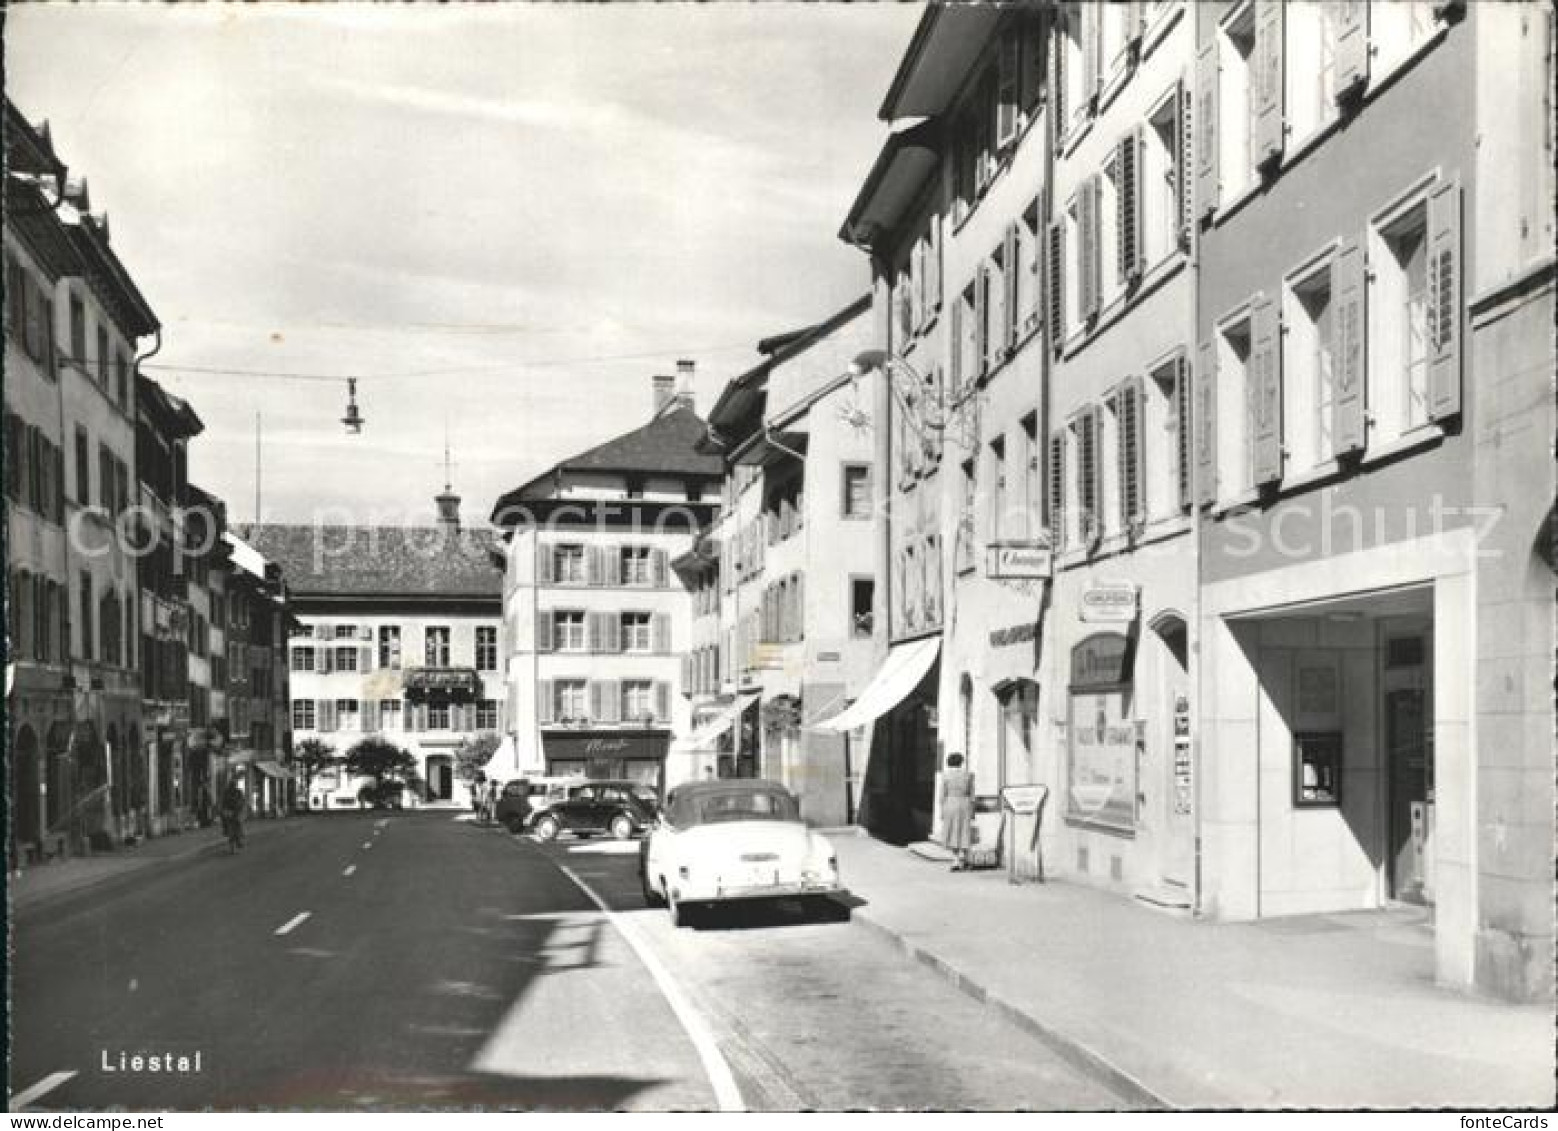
674, 693, 760, 751
254, 760, 290, 779
812, 637, 940, 734
480, 735, 519, 780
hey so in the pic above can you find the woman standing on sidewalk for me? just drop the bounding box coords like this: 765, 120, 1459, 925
940, 753, 974, 870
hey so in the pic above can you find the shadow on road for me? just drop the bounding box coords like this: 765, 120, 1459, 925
681, 892, 864, 932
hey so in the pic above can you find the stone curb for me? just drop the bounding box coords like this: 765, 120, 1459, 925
847, 906, 1171, 1111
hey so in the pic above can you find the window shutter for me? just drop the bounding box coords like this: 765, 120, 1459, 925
1195, 39, 1220, 219
652, 548, 668, 588
1126, 0, 1146, 46
363, 699, 380, 733
1251, 292, 1284, 486
974, 264, 989, 377
604, 546, 622, 586
357, 644, 371, 672
589, 680, 606, 723
949, 291, 964, 389
1081, 177, 1102, 323
1334, 0, 1369, 102
1048, 430, 1066, 542
587, 611, 602, 653
1195, 339, 1219, 505
605, 680, 624, 724
586, 546, 603, 586
1176, 79, 1193, 250
536, 609, 554, 653
1331, 238, 1368, 456
1020, 15, 1043, 113
604, 613, 622, 654
928, 217, 943, 313
794, 574, 804, 641
1175, 353, 1193, 511
651, 612, 669, 654
1426, 175, 1462, 422
1119, 128, 1144, 283
1254, 0, 1286, 170
1090, 409, 1106, 538
654, 681, 671, 725
1082, 2, 1102, 102
536, 681, 553, 725
1003, 223, 1020, 351
320, 647, 335, 674
320, 699, 336, 732
1051, 15, 1069, 148
997, 32, 1019, 147
537, 544, 554, 585
1119, 378, 1145, 526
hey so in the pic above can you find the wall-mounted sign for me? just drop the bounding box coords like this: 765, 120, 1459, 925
986, 538, 1053, 580
403, 667, 482, 701
1172, 694, 1192, 816
1080, 581, 1139, 624
989, 622, 1038, 648
1069, 633, 1131, 690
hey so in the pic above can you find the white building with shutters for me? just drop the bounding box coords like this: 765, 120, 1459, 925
490, 368, 724, 796
246, 497, 505, 811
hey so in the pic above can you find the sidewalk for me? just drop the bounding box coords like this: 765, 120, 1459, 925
8, 817, 301, 912
832, 832, 1556, 1110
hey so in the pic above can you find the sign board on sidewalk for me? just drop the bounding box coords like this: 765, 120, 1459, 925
1001, 783, 1049, 815
986, 538, 1053, 580
1080, 581, 1140, 624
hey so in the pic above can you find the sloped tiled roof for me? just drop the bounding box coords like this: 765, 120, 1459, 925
499, 403, 724, 505
241, 524, 503, 600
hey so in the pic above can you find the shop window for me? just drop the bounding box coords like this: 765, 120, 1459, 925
1218, 3, 1259, 202
1283, 257, 1336, 471
1217, 313, 1256, 499
1293, 731, 1343, 807
1369, 197, 1431, 442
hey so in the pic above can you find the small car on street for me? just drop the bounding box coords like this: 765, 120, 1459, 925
494, 775, 584, 833
529, 779, 659, 841
639, 779, 841, 926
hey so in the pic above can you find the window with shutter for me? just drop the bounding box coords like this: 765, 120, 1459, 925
1253, 0, 1286, 169
1195, 39, 1220, 219
1175, 354, 1192, 511
1076, 410, 1098, 543
1425, 175, 1462, 421
1118, 128, 1143, 284
1079, 177, 1102, 323
536, 680, 553, 725
652, 613, 669, 654
1082, 1, 1102, 103
1334, 0, 1369, 100
1004, 223, 1020, 351
1051, 11, 1069, 148
654, 682, 671, 726
1196, 339, 1219, 505
974, 266, 990, 378
536, 609, 554, 653
1251, 292, 1284, 485
997, 32, 1020, 148
1117, 380, 1145, 530
1048, 431, 1066, 544
1046, 215, 1065, 353
1331, 239, 1367, 455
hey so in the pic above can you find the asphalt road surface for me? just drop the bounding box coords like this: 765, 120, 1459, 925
9, 812, 1128, 1111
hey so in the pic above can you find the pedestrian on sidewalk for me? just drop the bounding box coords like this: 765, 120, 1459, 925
940, 753, 974, 871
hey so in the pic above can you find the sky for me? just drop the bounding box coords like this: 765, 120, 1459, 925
6, 2, 920, 527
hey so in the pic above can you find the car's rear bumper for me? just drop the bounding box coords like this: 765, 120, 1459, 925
683, 879, 843, 903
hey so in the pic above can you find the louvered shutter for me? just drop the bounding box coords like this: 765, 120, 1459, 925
536, 609, 554, 653
949, 286, 964, 392
1020, 15, 1043, 112
928, 217, 943, 313
1126, 0, 1146, 47
1082, 1, 1102, 102
1426, 175, 1462, 421
1051, 14, 1069, 148
1253, 0, 1286, 170
1176, 79, 1193, 249
1334, 0, 1368, 102
587, 611, 603, 653
1003, 224, 1019, 354
319, 699, 336, 732
1175, 353, 1193, 511
585, 546, 603, 586
1195, 39, 1220, 219
1196, 339, 1219, 505
605, 680, 624, 724
1081, 178, 1102, 323
1251, 292, 1284, 485
1090, 409, 1106, 539
997, 32, 1019, 147
604, 546, 622, 586
537, 543, 554, 584
1118, 379, 1145, 527
654, 681, 671, 726
651, 612, 670, 654
974, 264, 989, 377
604, 613, 622, 654
589, 680, 606, 723
321, 647, 335, 674
794, 574, 804, 641
1331, 238, 1368, 456
651, 548, 667, 588
1048, 430, 1066, 542
1119, 128, 1144, 283
536, 681, 553, 725
358, 645, 372, 672
363, 699, 380, 733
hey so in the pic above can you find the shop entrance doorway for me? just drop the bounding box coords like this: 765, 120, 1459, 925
1383, 627, 1433, 905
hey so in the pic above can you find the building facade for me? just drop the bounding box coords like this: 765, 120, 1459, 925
247, 498, 503, 810
834, 0, 1553, 1001
696, 298, 879, 826
492, 370, 722, 795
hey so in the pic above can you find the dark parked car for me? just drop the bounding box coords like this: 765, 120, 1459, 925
530, 780, 659, 841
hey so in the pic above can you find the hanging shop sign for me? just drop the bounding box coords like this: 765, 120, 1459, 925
986, 537, 1053, 580
1080, 581, 1140, 624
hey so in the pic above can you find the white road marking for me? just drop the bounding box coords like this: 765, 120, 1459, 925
9, 1071, 77, 1109
566, 840, 643, 855
557, 864, 745, 1113
275, 911, 312, 936
343, 865, 357, 877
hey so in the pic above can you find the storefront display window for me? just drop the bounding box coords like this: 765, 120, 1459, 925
1066, 633, 1138, 834
1293, 731, 1342, 807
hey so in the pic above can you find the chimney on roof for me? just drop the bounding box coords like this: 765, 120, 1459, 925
673, 359, 696, 413
653, 373, 676, 417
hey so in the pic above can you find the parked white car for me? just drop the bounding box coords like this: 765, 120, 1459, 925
639, 779, 842, 927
